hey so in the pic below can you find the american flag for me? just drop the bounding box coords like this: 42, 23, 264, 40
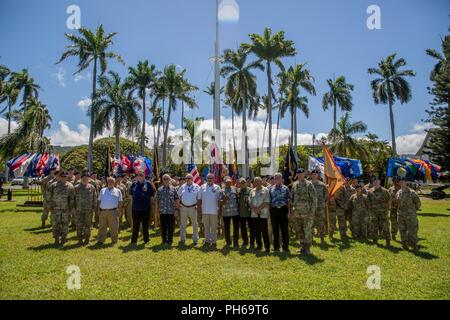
188, 162, 201, 185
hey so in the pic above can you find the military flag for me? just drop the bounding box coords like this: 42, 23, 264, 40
323, 143, 345, 198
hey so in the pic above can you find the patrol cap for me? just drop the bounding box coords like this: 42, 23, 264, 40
296, 168, 305, 174
49, 167, 57, 172
239, 177, 246, 183
59, 170, 68, 177
373, 176, 381, 181
136, 172, 144, 177
224, 176, 231, 182
345, 177, 351, 182
311, 169, 320, 175
356, 182, 364, 189
81, 172, 89, 178
68, 167, 75, 171
398, 177, 407, 182
74, 170, 80, 175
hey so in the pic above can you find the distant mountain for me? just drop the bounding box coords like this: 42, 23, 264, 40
51, 145, 77, 156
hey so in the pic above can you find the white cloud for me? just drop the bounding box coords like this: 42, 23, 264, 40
73, 72, 91, 82
77, 97, 92, 112
0, 118, 18, 137
52, 66, 66, 88
49, 121, 91, 147
396, 122, 434, 155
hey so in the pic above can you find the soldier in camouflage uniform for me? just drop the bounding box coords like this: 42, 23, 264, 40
122, 174, 133, 229
344, 178, 356, 225
397, 177, 421, 252
40, 168, 57, 228
388, 177, 401, 241
48, 171, 75, 245
74, 173, 97, 245
348, 182, 369, 240
332, 179, 351, 240
115, 175, 126, 229
311, 170, 328, 244
89, 172, 102, 228
367, 177, 391, 247
291, 168, 317, 255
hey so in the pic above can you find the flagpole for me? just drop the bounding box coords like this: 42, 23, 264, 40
214, 0, 221, 150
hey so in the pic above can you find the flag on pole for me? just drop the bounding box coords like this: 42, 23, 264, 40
228, 143, 238, 185
105, 147, 112, 177
283, 145, 298, 186
188, 160, 201, 185
323, 143, 345, 198
15, 153, 38, 177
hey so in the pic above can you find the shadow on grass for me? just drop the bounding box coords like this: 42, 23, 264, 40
120, 243, 146, 253
296, 253, 325, 265
27, 243, 61, 251
418, 213, 449, 218
150, 243, 175, 252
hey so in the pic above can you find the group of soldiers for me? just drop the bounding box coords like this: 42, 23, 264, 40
39, 166, 421, 254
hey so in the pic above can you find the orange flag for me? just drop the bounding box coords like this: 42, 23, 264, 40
323, 143, 345, 198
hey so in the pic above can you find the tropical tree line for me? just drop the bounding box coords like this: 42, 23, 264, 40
4, 22, 443, 179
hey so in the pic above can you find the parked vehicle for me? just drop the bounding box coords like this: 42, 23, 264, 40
11, 177, 24, 186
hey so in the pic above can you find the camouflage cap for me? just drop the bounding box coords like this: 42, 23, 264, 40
59, 171, 68, 177
239, 177, 246, 183
296, 168, 305, 174
311, 169, 320, 175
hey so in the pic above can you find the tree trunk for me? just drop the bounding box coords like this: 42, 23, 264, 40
267, 62, 272, 157
141, 92, 146, 156
275, 92, 282, 150
88, 58, 98, 172
232, 108, 236, 154
333, 99, 337, 131
5, 104, 11, 181
389, 100, 397, 156
294, 105, 298, 149
162, 99, 173, 170
181, 101, 184, 140
242, 104, 249, 178
115, 120, 121, 160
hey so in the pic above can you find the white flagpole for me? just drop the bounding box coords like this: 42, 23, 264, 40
214, 0, 221, 150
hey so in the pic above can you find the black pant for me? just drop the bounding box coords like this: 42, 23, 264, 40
270, 206, 289, 250
253, 217, 270, 250
131, 210, 150, 243
160, 214, 175, 244
240, 216, 254, 246
223, 215, 240, 246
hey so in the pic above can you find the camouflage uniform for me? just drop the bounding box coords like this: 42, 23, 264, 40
74, 183, 97, 242
396, 187, 421, 249
328, 197, 337, 237
312, 180, 328, 239
124, 179, 133, 228
332, 186, 349, 239
388, 185, 401, 239
291, 180, 317, 252
345, 185, 355, 224
367, 187, 391, 243
40, 174, 56, 224
90, 179, 102, 227
48, 180, 75, 242
348, 193, 369, 240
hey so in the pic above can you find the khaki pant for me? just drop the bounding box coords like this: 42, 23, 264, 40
180, 206, 198, 243
202, 214, 218, 244
97, 209, 119, 244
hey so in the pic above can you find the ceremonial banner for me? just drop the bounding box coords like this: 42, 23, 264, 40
323, 143, 345, 198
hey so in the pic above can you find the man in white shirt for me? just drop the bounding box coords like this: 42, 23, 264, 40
96, 176, 123, 245
177, 174, 200, 245
197, 173, 222, 246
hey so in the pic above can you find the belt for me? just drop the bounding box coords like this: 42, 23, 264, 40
271, 205, 288, 209
100, 208, 117, 211
181, 202, 197, 208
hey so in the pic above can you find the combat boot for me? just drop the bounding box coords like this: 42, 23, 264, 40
386, 239, 391, 248
77, 237, 83, 245
392, 234, 397, 241
84, 238, 90, 246
60, 236, 67, 244
320, 237, 325, 245
41, 221, 45, 229
413, 245, 419, 253
54, 237, 60, 245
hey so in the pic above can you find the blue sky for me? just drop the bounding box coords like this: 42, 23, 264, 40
0, 0, 449, 154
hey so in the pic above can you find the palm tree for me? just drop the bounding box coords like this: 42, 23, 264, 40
10, 69, 40, 112
283, 64, 316, 149
0, 65, 10, 108
368, 53, 415, 156
322, 75, 354, 130
179, 77, 198, 133
94, 71, 140, 159
126, 60, 159, 155
57, 24, 124, 170
153, 65, 197, 169
274, 70, 289, 148
328, 112, 368, 160
183, 117, 205, 159
242, 27, 296, 156
150, 105, 165, 149
26, 98, 52, 138
221, 48, 262, 177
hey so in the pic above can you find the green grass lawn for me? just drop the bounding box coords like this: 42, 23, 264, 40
0, 188, 449, 300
